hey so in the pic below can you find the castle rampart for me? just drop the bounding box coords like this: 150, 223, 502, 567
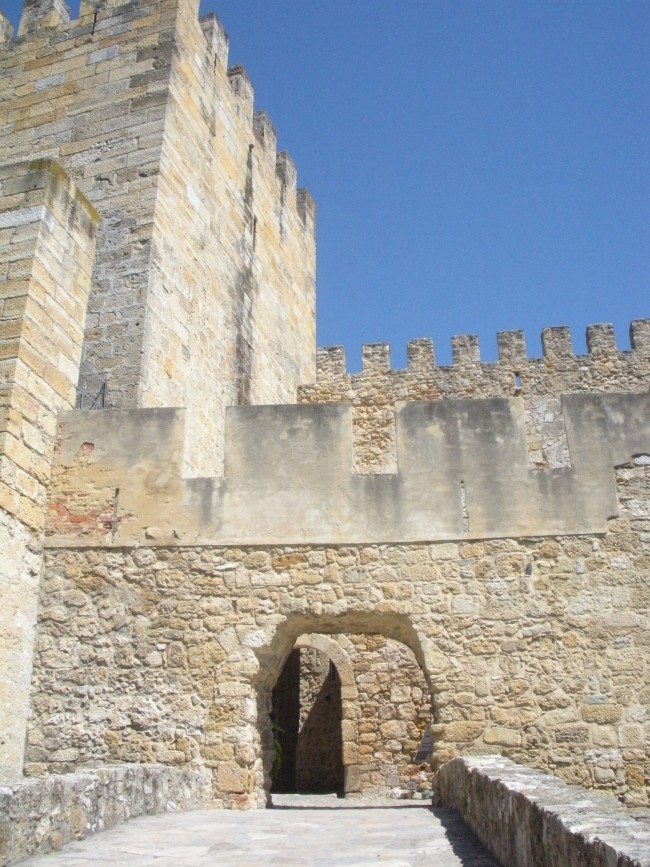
298, 322, 650, 473
29, 482, 650, 806
0, 0, 648, 837
43, 389, 650, 546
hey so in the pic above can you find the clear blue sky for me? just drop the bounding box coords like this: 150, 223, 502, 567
4, 0, 649, 366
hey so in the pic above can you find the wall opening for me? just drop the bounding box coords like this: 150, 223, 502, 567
270, 647, 344, 795
258, 616, 436, 804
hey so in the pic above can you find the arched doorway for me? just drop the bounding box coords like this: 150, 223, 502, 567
270, 633, 359, 795
206, 610, 443, 807
256, 614, 437, 803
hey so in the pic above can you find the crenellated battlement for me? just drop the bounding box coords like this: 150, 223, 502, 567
2, 0, 650, 817
0, 0, 313, 234
0, 10, 11, 40
302, 319, 650, 397
17, 0, 69, 36
199, 12, 228, 69
2, 0, 169, 42
43, 393, 650, 547
298, 320, 650, 475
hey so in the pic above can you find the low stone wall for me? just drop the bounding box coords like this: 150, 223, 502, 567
432, 756, 650, 867
0, 763, 212, 866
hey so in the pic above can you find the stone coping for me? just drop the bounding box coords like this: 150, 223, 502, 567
0, 763, 212, 866
432, 755, 650, 867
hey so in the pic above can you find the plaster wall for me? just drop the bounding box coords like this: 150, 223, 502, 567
43, 391, 650, 546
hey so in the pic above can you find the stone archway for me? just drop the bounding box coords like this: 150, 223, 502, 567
252, 611, 440, 805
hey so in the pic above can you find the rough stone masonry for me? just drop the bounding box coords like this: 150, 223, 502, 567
0, 0, 648, 862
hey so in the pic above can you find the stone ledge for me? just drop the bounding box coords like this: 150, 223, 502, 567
432, 756, 650, 867
0, 763, 213, 865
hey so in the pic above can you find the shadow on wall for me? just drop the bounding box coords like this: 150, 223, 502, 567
255, 611, 442, 793
271, 649, 344, 795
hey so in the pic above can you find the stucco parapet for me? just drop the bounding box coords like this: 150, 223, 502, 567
44, 393, 650, 546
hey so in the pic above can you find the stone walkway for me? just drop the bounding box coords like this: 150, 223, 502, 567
23, 794, 500, 866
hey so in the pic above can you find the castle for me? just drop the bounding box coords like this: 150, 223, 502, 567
0, 0, 648, 856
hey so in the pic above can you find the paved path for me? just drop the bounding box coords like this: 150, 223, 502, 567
24, 795, 501, 866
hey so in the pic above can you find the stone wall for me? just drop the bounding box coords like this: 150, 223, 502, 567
298, 325, 650, 473
0, 160, 95, 781
139, 4, 316, 475
0, 0, 179, 411
0, 161, 97, 528
345, 634, 430, 795
0, 0, 316, 476
27, 457, 649, 807
432, 756, 650, 867
295, 647, 344, 794
42, 392, 650, 546
292, 635, 431, 796
0, 763, 212, 866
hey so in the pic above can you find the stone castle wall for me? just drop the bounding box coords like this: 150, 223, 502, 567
433, 756, 650, 867
1, 0, 180, 409
27, 456, 649, 807
294, 646, 344, 794
141, 6, 315, 475
0, 763, 212, 865
0, 0, 648, 822
298, 325, 650, 473
42, 389, 650, 546
0, 160, 96, 781
292, 635, 431, 796
0, 0, 315, 476
344, 634, 430, 795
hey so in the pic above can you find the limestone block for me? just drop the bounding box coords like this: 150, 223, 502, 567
216, 763, 250, 794
483, 727, 522, 747
581, 704, 622, 724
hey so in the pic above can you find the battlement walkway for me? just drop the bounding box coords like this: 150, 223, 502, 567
22, 795, 499, 866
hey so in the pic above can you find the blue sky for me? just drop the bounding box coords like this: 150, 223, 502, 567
4, 0, 649, 367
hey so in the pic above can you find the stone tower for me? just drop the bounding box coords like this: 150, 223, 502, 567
0, 0, 315, 783
0, 0, 316, 477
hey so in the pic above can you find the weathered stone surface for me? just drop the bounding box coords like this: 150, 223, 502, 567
0, 0, 648, 858
14, 794, 502, 866
28, 462, 650, 807
299, 329, 650, 474
0, 0, 315, 478
432, 756, 650, 867
582, 704, 623, 724
0, 161, 96, 782
0, 763, 212, 866
291, 634, 431, 796
43, 393, 650, 545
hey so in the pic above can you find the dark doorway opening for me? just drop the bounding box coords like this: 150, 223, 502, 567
270, 647, 344, 795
